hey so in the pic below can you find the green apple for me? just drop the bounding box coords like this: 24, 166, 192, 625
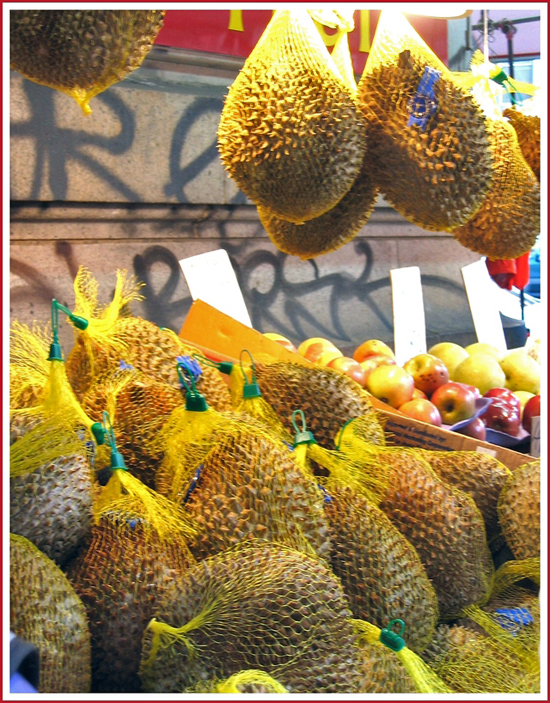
500, 350, 540, 394
427, 342, 469, 379
465, 342, 504, 362
512, 390, 536, 413
453, 353, 506, 395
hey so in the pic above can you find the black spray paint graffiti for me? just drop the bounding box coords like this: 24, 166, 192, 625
11, 79, 140, 201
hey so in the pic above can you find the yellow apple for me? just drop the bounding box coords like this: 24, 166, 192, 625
512, 390, 536, 413
500, 349, 540, 394
427, 342, 469, 379
297, 337, 340, 364
353, 339, 395, 363
366, 365, 415, 408
317, 348, 343, 366
263, 332, 298, 353
465, 342, 504, 362
453, 353, 506, 395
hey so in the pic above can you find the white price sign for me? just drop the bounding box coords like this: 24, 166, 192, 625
390, 266, 427, 367
461, 259, 507, 355
180, 249, 252, 328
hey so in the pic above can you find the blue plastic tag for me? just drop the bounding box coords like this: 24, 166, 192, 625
408, 66, 441, 131
183, 464, 203, 504
177, 355, 203, 383
317, 484, 333, 504
494, 607, 533, 633
119, 360, 134, 370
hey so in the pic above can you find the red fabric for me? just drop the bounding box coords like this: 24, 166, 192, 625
486, 253, 531, 291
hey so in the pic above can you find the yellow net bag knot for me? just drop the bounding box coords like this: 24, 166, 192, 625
216, 670, 288, 693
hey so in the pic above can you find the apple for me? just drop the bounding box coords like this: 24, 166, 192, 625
263, 332, 298, 353
353, 339, 395, 364
317, 348, 343, 367
456, 382, 482, 399
483, 388, 521, 415
428, 342, 469, 379
398, 398, 442, 426
522, 394, 540, 433
465, 342, 504, 362
430, 381, 477, 424
298, 338, 340, 364
453, 354, 506, 396
500, 349, 540, 395
403, 353, 449, 397
480, 400, 521, 435
457, 417, 487, 441
327, 356, 368, 387
513, 390, 535, 413
366, 365, 415, 408
412, 387, 428, 400
359, 354, 396, 381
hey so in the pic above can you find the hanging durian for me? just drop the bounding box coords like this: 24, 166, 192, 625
504, 104, 540, 180
218, 10, 367, 224
10, 10, 165, 114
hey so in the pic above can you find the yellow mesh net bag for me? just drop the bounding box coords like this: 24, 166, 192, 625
10, 10, 165, 114
67, 430, 196, 693
357, 10, 492, 232
218, 9, 367, 224
449, 52, 540, 260
187, 670, 288, 693
10, 533, 92, 693
257, 23, 379, 259
139, 541, 370, 693
497, 459, 540, 561
65, 268, 232, 411
10, 320, 52, 410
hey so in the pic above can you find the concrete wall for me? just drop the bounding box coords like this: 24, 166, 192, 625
10, 55, 481, 356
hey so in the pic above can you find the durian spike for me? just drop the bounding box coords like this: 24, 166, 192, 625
352, 619, 452, 694
216, 670, 288, 693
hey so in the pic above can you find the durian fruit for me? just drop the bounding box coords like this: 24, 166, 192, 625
421, 623, 486, 665
420, 450, 511, 549
358, 640, 417, 693
450, 118, 540, 260
182, 426, 331, 561
325, 485, 439, 654
365, 448, 494, 619
357, 10, 492, 232
139, 542, 369, 693
497, 460, 540, 560
218, 10, 367, 224
10, 533, 92, 692
81, 366, 184, 488
10, 10, 165, 114
67, 511, 195, 693
504, 106, 540, 180
255, 361, 385, 449
10, 415, 94, 567
258, 144, 379, 259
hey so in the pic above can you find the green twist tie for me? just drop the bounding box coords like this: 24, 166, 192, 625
292, 409, 316, 446
178, 364, 209, 412
102, 411, 128, 471
380, 619, 406, 652
490, 67, 519, 105
240, 349, 262, 398
192, 352, 234, 376
90, 422, 105, 446
48, 299, 89, 360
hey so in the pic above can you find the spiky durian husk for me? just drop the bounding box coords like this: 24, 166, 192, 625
81, 367, 184, 488
255, 361, 384, 449
357, 11, 492, 232
421, 623, 485, 665
420, 450, 511, 549
10, 417, 93, 567
10, 10, 165, 113
504, 108, 540, 180
451, 119, 540, 260
371, 448, 494, 619
66, 513, 194, 693
497, 460, 540, 560
139, 542, 368, 693
10, 534, 92, 692
218, 10, 367, 224
183, 426, 331, 561
257, 145, 379, 259
325, 486, 438, 654
66, 316, 231, 412
358, 641, 417, 693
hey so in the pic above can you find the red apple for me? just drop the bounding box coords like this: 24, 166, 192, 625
431, 381, 477, 425
480, 400, 521, 435
483, 388, 521, 414
456, 417, 487, 441
353, 339, 395, 363
366, 365, 415, 408
298, 338, 340, 364
327, 356, 368, 387
263, 332, 298, 354
359, 354, 396, 381
412, 387, 428, 400
522, 394, 540, 433
456, 382, 482, 399
403, 353, 450, 397
398, 398, 442, 426
317, 348, 343, 367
